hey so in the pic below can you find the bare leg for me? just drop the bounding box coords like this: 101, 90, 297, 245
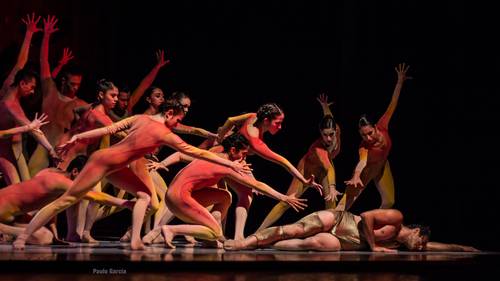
227, 180, 252, 240
12, 141, 30, 181
27, 144, 48, 177
273, 233, 341, 251
0, 155, 21, 186
0, 223, 53, 245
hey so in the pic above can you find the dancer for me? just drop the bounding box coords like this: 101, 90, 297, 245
258, 94, 342, 230
225, 208, 479, 252
0, 156, 134, 246
337, 63, 411, 211
148, 133, 306, 248
217, 103, 322, 238
0, 113, 49, 139
28, 15, 88, 177
13, 99, 249, 250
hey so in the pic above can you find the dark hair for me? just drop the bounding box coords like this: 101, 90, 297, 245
256, 103, 284, 125
66, 155, 88, 173
56, 64, 83, 90
170, 91, 190, 101
158, 98, 185, 115
12, 68, 38, 86
319, 115, 337, 131
92, 79, 116, 107
221, 133, 249, 153
144, 86, 162, 98
358, 114, 374, 129
119, 86, 131, 95
406, 224, 431, 239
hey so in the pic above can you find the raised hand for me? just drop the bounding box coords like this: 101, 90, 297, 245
324, 184, 343, 203
27, 112, 49, 132
58, 48, 74, 65
395, 63, 412, 82
317, 93, 333, 108
21, 12, 42, 33
43, 15, 59, 35
282, 195, 308, 212
305, 175, 323, 196
155, 49, 170, 68
146, 159, 169, 172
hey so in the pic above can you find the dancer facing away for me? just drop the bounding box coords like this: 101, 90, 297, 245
225, 208, 479, 252
258, 94, 343, 230
145, 133, 306, 248
0, 156, 134, 246
13, 98, 250, 250
337, 63, 411, 211
28, 15, 88, 177
216, 103, 322, 239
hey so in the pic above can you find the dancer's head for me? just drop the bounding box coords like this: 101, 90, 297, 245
221, 133, 250, 161
115, 86, 131, 111
170, 91, 191, 115
59, 64, 83, 97
145, 86, 165, 111
400, 224, 431, 251
12, 68, 38, 97
358, 114, 382, 145
66, 155, 88, 179
159, 98, 185, 128
96, 79, 118, 110
256, 103, 284, 135
319, 115, 337, 147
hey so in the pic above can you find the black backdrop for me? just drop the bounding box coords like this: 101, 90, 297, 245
1, 0, 498, 251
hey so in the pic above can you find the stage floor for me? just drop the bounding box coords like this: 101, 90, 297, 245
1, 239, 499, 280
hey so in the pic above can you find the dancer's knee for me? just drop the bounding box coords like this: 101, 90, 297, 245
31, 227, 54, 245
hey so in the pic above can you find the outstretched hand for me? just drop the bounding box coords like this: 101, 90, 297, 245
395, 63, 412, 82
28, 112, 49, 133
283, 195, 308, 212
345, 177, 364, 188
317, 93, 333, 108
43, 15, 59, 34
231, 160, 253, 176
324, 185, 343, 203
305, 175, 323, 196
156, 49, 170, 68
55, 135, 78, 158
146, 159, 169, 172
21, 12, 42, 33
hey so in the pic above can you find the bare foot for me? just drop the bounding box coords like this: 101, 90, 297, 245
224, 239, 252, 251
161, 225, 176, 249
81, 231, 98, 243
120, 229, 132, 242
184, 235, 197, 247
130, 238, 145, 250
200, 239, 223, 249
65, 233, 82, 242
142, 227, 162, 245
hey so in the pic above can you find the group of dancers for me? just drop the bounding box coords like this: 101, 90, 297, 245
0, 13, 478, 252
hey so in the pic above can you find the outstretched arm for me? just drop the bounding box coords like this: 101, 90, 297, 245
40, 15, 59, 98
51, 48, 74, 78
217, 113, 254, 142
173, 123, 218, 139
378, 63, 411, 129
1, 13, 41, 93
227, 171, 308, 212
127, 49, 170, 111
84, 191, 134, 210
425, 242, 480, 252
345, 147, 368, 188
360, 209, 403, 253
0, 113, 48, 139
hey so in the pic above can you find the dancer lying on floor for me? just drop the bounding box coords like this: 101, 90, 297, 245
0, 155, 134, 246
224, 208, 479, 252
13, 98, 249, 250
143, 133, 307, 248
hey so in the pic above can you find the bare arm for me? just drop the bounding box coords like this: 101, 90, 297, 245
317, 93, 333, 117
360, 209, 403, 252
345, 147, 368, 188
378, 63, 411, 129
1, 13, 41, 93
40, 15, 59, 99
217, 113, 254, 141
127, 50, 169, 111
84, 191, 133, 209
425, 242, 480, 252
51, 48, 74, 78
173, 123, 218, 139
0, 113, 48, 139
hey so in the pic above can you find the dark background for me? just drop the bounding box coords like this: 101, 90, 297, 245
1, 1, 498, 250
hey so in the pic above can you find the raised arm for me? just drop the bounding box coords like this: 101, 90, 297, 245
378, 63, 411, 129
1, 13, 41, 93
40, 15, 59, 98
345, 147, 368, 188
227, 172, 308, 212
163, 133, 250, 175
0, 113, 48, 139
360, 209, 403, 252
51, 48, 74, 78
127, 49, 170, 111
217, 113, 254, 142
317, 93, 334, 117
